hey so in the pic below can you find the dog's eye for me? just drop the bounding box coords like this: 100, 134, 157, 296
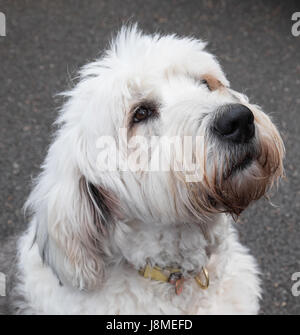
201, 79, 211, 90
133, 106, 153, 123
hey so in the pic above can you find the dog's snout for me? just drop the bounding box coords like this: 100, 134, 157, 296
213, 104, 255, 143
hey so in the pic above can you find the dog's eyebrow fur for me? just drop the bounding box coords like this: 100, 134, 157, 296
201, 74, 224, 91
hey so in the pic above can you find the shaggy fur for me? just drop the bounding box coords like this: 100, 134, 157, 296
8, 26, 284, 314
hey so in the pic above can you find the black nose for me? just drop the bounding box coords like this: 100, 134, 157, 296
213, 104, 255, 143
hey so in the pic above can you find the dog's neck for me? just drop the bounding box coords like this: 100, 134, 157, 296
110, 214, 229, 276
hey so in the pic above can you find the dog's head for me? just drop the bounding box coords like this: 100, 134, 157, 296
27, 26, 284, 290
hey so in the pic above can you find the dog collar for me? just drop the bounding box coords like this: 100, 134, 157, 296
139, 264, 209, 295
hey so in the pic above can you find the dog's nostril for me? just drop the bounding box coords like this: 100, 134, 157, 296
214, 104, 255, 143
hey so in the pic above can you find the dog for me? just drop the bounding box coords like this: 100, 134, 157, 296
9, 26, 284, 314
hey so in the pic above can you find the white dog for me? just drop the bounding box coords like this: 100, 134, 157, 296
10, 26, 284, 314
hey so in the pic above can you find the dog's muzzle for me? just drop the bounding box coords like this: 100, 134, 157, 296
213, 103, 255, 144
209, 103, 258, 178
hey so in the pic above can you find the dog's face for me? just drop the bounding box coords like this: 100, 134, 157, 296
72, 27, 284, 225
31, 27, 284, 290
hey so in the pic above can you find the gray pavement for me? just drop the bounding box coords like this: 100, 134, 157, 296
0, 0, 299, 314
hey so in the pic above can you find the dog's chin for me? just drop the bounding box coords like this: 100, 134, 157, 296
224, 153, 254, 180
186, 156, 278, 218
211, 157, 275, 215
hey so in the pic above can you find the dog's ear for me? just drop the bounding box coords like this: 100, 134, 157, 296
29, 168, 114, 291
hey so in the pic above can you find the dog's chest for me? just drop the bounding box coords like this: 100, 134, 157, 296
111, 217, 227, 274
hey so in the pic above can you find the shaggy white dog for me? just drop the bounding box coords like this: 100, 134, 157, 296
11, 26, 284, 314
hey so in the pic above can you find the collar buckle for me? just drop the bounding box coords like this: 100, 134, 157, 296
139, 264, 209, 294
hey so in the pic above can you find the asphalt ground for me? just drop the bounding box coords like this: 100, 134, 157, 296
0, 0, 299, 314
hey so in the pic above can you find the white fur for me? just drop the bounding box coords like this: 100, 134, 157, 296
15, 216, 260, 314
11, 26, 284, 315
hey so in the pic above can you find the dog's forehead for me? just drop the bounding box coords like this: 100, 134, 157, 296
118, 53, 229, 107
111, 29, 229, 89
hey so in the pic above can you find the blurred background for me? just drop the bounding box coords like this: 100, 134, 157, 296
0, 0, 299, 314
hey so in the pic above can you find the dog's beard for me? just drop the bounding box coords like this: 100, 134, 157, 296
180, 109, 284, 217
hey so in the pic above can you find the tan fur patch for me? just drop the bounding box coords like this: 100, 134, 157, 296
202, 74, 224, 91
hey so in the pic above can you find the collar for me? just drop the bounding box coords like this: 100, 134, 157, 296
139, 264, 209, 295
